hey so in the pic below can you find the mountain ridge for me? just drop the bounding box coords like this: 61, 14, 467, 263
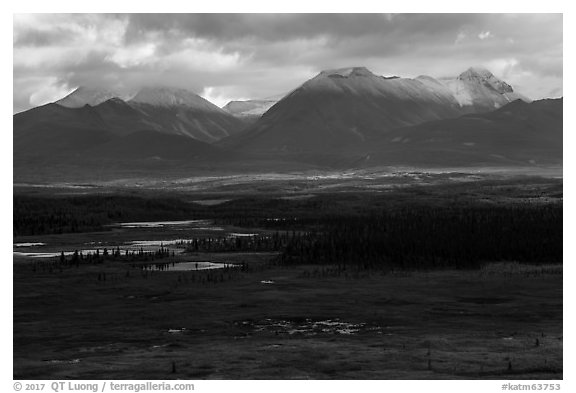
225, 66, 474, 153
14, 66, 559, 182
50, 86, 247, 143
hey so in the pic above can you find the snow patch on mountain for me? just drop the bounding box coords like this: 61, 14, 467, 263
305, 68, 460, 108
458, 67, 514, 94
320, 66, 375, 78
437, 67, 530, 110
223, 100, 278, 117
55, 87, 134, 108
129, 87, 219, 111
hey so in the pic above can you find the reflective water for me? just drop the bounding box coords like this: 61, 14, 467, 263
127, 239, 193, 247
14, 242, 46, 247
14, 220, 260, 260
148, 261, 237, 271
115, 220, 210, 228
13, 250, 100, 258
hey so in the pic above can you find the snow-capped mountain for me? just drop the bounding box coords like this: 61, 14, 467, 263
435, 67, 531, 113
55, 86, 134, 108
52, 86, 247, 143
223, 99, 279, 117
16, 65, 553, 177
226, 66, 533, 155
222, 92, 288, 126
129, 87, 221, 111
127, 87, 246, 142
226, 66, 465, 153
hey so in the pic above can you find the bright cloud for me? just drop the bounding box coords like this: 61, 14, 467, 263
200, 87, 249, 108
29, 77, 74, 107
105, 43, 157, 68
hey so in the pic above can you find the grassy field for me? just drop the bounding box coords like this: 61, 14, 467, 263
13, 255, 562, 379
13, 172, 563, 379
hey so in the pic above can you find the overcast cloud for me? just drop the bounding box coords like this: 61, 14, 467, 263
13, 13, 563, 113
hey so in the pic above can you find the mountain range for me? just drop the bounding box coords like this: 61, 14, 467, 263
13, 66, 562, 180
52, 86, 246, 142
222, 93, 286, 125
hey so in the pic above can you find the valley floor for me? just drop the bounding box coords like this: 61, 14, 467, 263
14, 255, 562, 379
13, 170, 563, 379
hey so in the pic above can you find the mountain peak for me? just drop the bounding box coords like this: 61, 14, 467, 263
459, 66, 494, 79
458, 67, 514, 94
55, 86, 127, 108
319, 66, 376, 78
103, 97, 129, 106
129, 86, 218, 110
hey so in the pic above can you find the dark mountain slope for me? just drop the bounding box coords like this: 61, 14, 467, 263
362, 98, 562, 167
85, 130, 224, 161
13, 104, 114, 160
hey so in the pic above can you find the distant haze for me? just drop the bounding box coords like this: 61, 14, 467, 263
13, 13, 562, 114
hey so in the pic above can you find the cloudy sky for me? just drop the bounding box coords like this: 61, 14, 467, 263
13, 13, 563, 113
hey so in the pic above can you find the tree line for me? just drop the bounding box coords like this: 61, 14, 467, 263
278, 204, 562, 270
13, 195, 204, 236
